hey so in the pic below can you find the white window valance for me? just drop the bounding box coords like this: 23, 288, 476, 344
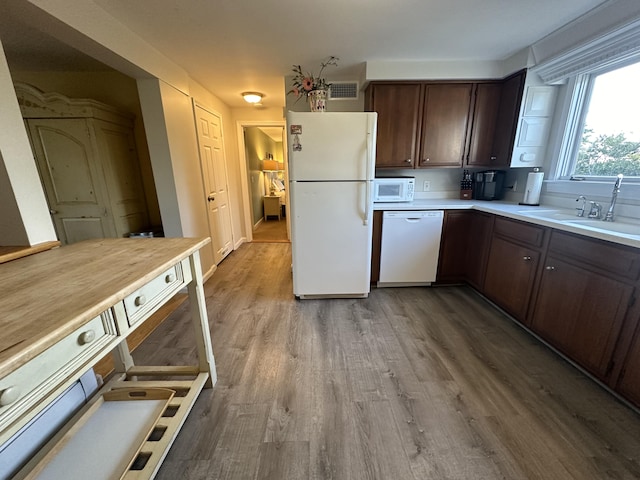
533, 18, 640, 84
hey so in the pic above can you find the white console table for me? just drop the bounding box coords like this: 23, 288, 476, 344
0, 238, 216, 479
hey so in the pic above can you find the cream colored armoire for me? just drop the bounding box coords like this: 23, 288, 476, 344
14, 83, 149, 245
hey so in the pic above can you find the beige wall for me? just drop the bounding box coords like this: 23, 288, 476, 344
0, 43, 56, 245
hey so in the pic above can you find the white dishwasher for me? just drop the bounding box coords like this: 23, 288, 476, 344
378, 210, 444, 287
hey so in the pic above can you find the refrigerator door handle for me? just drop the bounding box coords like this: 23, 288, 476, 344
363, 125, 374, 226
364, 181, 370, 226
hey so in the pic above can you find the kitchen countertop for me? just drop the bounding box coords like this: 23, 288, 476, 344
373, 199, 640, 249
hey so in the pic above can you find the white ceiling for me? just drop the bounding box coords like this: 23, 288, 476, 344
1, 0, 609, 108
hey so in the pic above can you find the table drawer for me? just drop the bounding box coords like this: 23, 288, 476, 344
124, 262, 186, 327
0, 312, 117, 431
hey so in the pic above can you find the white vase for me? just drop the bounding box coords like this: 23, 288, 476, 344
308, 90, 327, 112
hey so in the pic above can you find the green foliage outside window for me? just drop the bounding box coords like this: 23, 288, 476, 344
576, 128, 640, 176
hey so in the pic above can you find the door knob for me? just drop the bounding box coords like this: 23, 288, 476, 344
207, 194, 215, 202
49, 209, 58, 214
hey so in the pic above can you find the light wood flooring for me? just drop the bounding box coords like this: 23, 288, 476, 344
132, 242, 640, 480
252, 219, 288, 243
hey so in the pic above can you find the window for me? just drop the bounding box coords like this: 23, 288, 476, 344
562, 61, 640, 180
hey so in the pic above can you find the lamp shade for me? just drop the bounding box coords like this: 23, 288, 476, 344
262, 159, 279, 171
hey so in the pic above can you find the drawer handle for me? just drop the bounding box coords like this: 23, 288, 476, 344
545, 266, 555, 271
135, 295, 147, 306
523, 256, 532, 261
0, 386, 20, 407
165, 273, 176, 283
78, 330, 96, 345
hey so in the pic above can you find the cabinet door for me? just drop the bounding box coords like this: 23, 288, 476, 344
437, 210, 473, 284
419, 84, 472, 167
27, 118, 118, 244
368, 84, 421, 168
92, 119, 149, 238
483, 236, 539, 322
465, 211, 493, 290
531, 255, 633, 380
493, 71, 526, 167
617, 324, 640, 407
466, 83, 502, 167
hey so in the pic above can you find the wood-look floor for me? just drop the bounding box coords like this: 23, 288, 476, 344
252, 219, 288, 243
132, 242, 640, 480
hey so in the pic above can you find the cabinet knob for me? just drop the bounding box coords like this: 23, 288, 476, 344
405, 158, 412, 163
545, 266, 555, 271
78, 330, 96, 345
0, 386, 20, 407
165, 273, 176, 283
490, 156, 497, 161
135, 295, 147, 306
424, 158, 430, 162
522, 256, 531, 261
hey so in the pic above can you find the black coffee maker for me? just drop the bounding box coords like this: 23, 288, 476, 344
473, 170, 506, 201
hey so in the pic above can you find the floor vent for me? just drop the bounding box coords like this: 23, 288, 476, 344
329, 82, 359, 100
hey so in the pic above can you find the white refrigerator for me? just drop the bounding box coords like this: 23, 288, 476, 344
287, 111, 377, 299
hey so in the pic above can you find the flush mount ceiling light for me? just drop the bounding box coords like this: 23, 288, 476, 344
242, 92, 263, 104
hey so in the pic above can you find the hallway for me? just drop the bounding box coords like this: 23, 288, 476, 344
252, 219, 288, 243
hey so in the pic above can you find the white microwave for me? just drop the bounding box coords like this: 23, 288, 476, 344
373, 177, 415, 203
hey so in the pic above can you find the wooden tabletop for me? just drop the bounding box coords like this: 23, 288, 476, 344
0, 237, 210, 378
0, 241, 61, 264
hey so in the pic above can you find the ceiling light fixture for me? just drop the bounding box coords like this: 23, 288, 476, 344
242, 92, 263, 104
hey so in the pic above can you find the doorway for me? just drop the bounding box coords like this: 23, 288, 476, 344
237, 121, 289, 243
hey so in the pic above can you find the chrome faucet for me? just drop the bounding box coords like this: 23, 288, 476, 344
576, 195, 587, 217
603, 174, 623, 222
588, 201, 602, 219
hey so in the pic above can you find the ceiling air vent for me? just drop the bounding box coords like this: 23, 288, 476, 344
329, 82, 359, 100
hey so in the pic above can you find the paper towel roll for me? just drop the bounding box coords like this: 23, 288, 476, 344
521, 171, 544, 205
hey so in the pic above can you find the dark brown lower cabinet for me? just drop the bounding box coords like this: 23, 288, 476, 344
481, 217, 546, 323
437, 210, 473, 284
484, 236, 540, 322
465, 211, 493, 290
436, 210, 493, 286
530, 254, 633, 381
617, 327, 640, 406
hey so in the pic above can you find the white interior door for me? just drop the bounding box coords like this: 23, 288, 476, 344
194, 105, 233, 264
27, 118, 116, 244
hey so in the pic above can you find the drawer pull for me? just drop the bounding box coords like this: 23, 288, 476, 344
135, 295, 147, 307
545, 266, 555, 271
165, 273, 176, 283
523, 256, 532, 261
78, 330, 96, 345
0, 386, 20, 407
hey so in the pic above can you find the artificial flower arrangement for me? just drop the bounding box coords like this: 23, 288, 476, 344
288, 56, 339, 101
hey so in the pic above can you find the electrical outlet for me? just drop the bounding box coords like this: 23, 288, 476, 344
423, 180, 431, 192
